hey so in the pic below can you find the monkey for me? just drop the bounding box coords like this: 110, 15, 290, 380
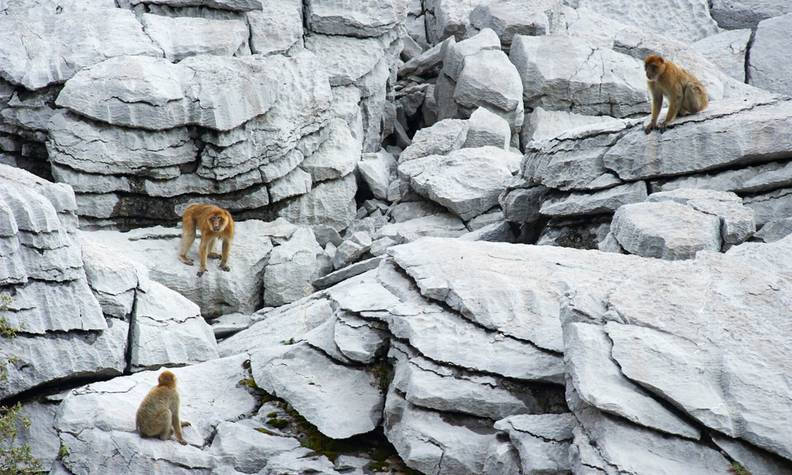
643, 54, 709, 134
135, 370, 191, 445
178, 203, 234, 277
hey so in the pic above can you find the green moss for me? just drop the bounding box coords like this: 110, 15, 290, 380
57, 443, 70, 460
280, 338, 295, 345
238, 377, 259, 390
255, 427, 276, 436
266, 418, 289, 429
730, 463, 751, 475
266, 412, 279, 418
370, 360, 393, 393
0, 403, 42, 474
0, 318, 17, 339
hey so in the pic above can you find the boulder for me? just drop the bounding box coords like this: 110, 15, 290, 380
464, 106, 511, 149
692, 28, 751, 83
427, 0, 488, 42
453, 49, 524, 128
522, 107, 633, 145
304, 0, 409, 37
469, 0, 555, 47
299, 118, 361, 183
399, 118, 469, 162
263, 227, 325, 306
247, 0, 303, 55
539, 182, 648, 218
358, 150, 397, 200
123, 0, 262, 10
755, 217, 792, 243
494, 414, 576, 475
275, 173, 358, 232
710, 0, 792, 29
749, 14, 792, 96
140, 14, 249, 62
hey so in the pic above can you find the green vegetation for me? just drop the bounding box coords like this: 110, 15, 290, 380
58, 443, 70, 460
238, 377, 259, 390
0, 403, 42, 474
730, 462, 751, 475
0, 294, 16, 338
370, 359, 394, 393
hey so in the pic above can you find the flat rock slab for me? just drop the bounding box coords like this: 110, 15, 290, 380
140, 14, 249, 62
305, 0, 408, 37
250, 342, 383, 439
749, 13, 792, 97
82, 220, 273, 318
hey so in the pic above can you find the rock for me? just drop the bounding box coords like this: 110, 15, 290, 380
427, 0, 488, 42
384, 389, 497, 475
259, 448, 339, 475
140, 14, 249, 62
131, 281, 219, 371
332, 231, 372, 269
564, 322, 700, 438
510, 34, 647, 117
80, 238, 142, 319
209, 421, 301, 473
464, 107, 510, 149
483, 438, 522, 475
0, 8, 161, 89
399, 39, 448, 78
692, 28, 751, 83
398, 147, 521, 221
268, 168, 313, 204
648, 188, 756, 245
305, 0, 408, 37
744, 188, 792, 227
250, 342, 383, 439
610, 201, 722, 259
494, 414, 576, 475
313, 256, 385, 289
400, 118, 469, 162
755, 217, 792, 243
56, 55, 279, 131
537, 222, 611, 250
358, 150, 397, 200
602, 99, 792, 181
55, 355, 257, 473
247, 0, 303, 55
263, 227, 324, 307
522, 107, 633, 144
210, 312, 253, 339
539, 182, 648, 218
453, 49, 524, 128
83, 221, 273, 318
218, 297, 334, 357
749, 14, 792, 96
442, 28, 500, 82
305, 33, 388, 88
15, 401, 60, 469
500, 182, 546, 223
299, 119, 361, 182
710, 0, 792, 29
469, 0, 554, 47
653, 160, 792, 195
460, 221, 515, 242
377, 213, 468, 244
711, 435, 792, 475
330, 313, 389, 364
276, 173, 358, 232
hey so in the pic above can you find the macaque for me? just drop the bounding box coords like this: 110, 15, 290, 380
643, 54, 708, 134
178, 203, 234, 277
135, 370, 191, 445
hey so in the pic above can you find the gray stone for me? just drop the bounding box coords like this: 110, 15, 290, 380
749, 14, 792, 96
276, 173, 358, 232
332, 231, 372, 270
377, 213, 468, 244
428, 0, 489, 42
247, 0, 303, 56
755, 217, 792, 243
210, 312, 253, 339
358, 150, 397, 200
399, 38, 448, 78
332, 312, 389, 364
400, 118, 469, 162
522, 107, 632, 145
259, 448, 339, 475
209, 421, 301, 473
469, 0, 555, 47
398, 147, 521, 221
305, 0, 408, 37
744, 188, 792, 227
460, 221, 515, 242
300, 118, 361, 183
500, 183, 546, 223
483, 439, 522, 475
540, 182, 648, 218
610, 201, 722, 259
710, 0, 792, 29
0, 8, 161, 90
464, 107, 510, 149
494, 414, 575, 475
712, 436, 792, 475
15, 402, 60, 470
313, 256, 385, 289
510, 34, 648, 117
131, 280, 219, 371
80, 238, 141, 319
454, 49, 524, 128
692, 28, 751, 83
653, 160, 792, 195
442, 28, 500, 82
123, 0, 262, 10
264, 227, 324, 307
251, 342, 383, 439
268, 168, 312, 204
141, 14, 249, 62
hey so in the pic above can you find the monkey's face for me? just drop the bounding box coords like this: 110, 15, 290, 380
644, 56, 665, 82
208, 214, 227, 233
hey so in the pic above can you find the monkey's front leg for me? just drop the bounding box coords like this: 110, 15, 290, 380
197, 238, 211, 277
219, 238, 231, 272
644, 85, 663, 134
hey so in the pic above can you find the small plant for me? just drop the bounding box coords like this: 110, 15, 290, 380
255, 427, 276, 436
0, 403, 43, 474
265, 418, 289, 429
730, 462, 751, 475
0, 357, 17, 384
58, 443, 70, 460
0, 294, 16, 339
238, 377, 259, 390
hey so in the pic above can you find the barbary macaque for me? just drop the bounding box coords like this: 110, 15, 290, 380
135, 370, 191, 445
644, 54, 708, 133
178, 204, 234, 277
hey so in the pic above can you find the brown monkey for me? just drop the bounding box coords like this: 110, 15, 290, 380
643, 55, 708, 134
178, 203, 234, 277
135, 370, 191, 445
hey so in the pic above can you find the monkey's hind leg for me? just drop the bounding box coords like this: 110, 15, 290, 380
178, 218, 197, 266
158, 409, 174, 441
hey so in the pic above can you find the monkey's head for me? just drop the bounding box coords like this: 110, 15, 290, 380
158, 370, 177, 388
207, 213, 228, 233
644, 55, 666, 82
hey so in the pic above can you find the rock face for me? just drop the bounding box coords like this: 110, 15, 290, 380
749, 13, 792, 96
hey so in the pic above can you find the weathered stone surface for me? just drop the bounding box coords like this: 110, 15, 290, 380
577, 0, 720, 43
510, 34, 647, 117
247, 0, 303, 55
442, 28, 500, 83
384, 389, 497, 475
140, 14, 249, 62
399, 118, 468, 162
276, 173, 358, 232
710, 0, 792, 29
358, 150, 397, 200
55, 355, 257, 474
427, 0, 488, 42
755, 217, 792, 243
712, 435, 792, 475
469, 0, 554, 47
602, 99, 791, 181
0, 8, 161, 90
610, 201, 722, 259
210, 312, 252, 339
454, 49, 524, 128
56, 55, 279, 131
251, 342, 383, 439
332, 231, 372, 269
305, 0, 408, 37
494, 414, 576, 475
540, 182, 648, 218
523, 107, 633, 145
744, 188, 792, 227
749, 14, 792, 96
500, 181, 546, 223
399, 147, 521, 221
464, 106, 510, 149
123, 0, 262, 10
131, 280, 219, 371
263, 227, 324, 306
269, 168, 312, 203
299, 119, 360, 182
692, 28, 751, 83
208, 421, 301, 474
83, 221, 273, 317
15, 401, 60, 470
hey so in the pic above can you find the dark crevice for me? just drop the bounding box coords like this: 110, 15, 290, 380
744, 27, 758, 84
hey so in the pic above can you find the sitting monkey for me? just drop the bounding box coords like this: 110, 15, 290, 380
136, 370, 191, 445
644, 54, 708, 133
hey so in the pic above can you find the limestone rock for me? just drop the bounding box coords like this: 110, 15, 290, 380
710, 0, 792, 29
358, 150, 397, 200
263, 227, 325, 306
299, 118, 361, 183
140, 14, 249, 62
305, 0, 409, 37
247, 0, 303, 55
464, 106, 511, 149
470, 0, 555, 47
749, 14, 792, 96
494, 414, 576, 475
692, 28, 751, 83
539, 182, 648, 218
276, 173, 358, 232
399, 118, 469, 162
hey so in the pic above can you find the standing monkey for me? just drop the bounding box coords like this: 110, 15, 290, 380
178, 203, 234, 277
643, 55, 709, 134
136, 370, 191, 445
